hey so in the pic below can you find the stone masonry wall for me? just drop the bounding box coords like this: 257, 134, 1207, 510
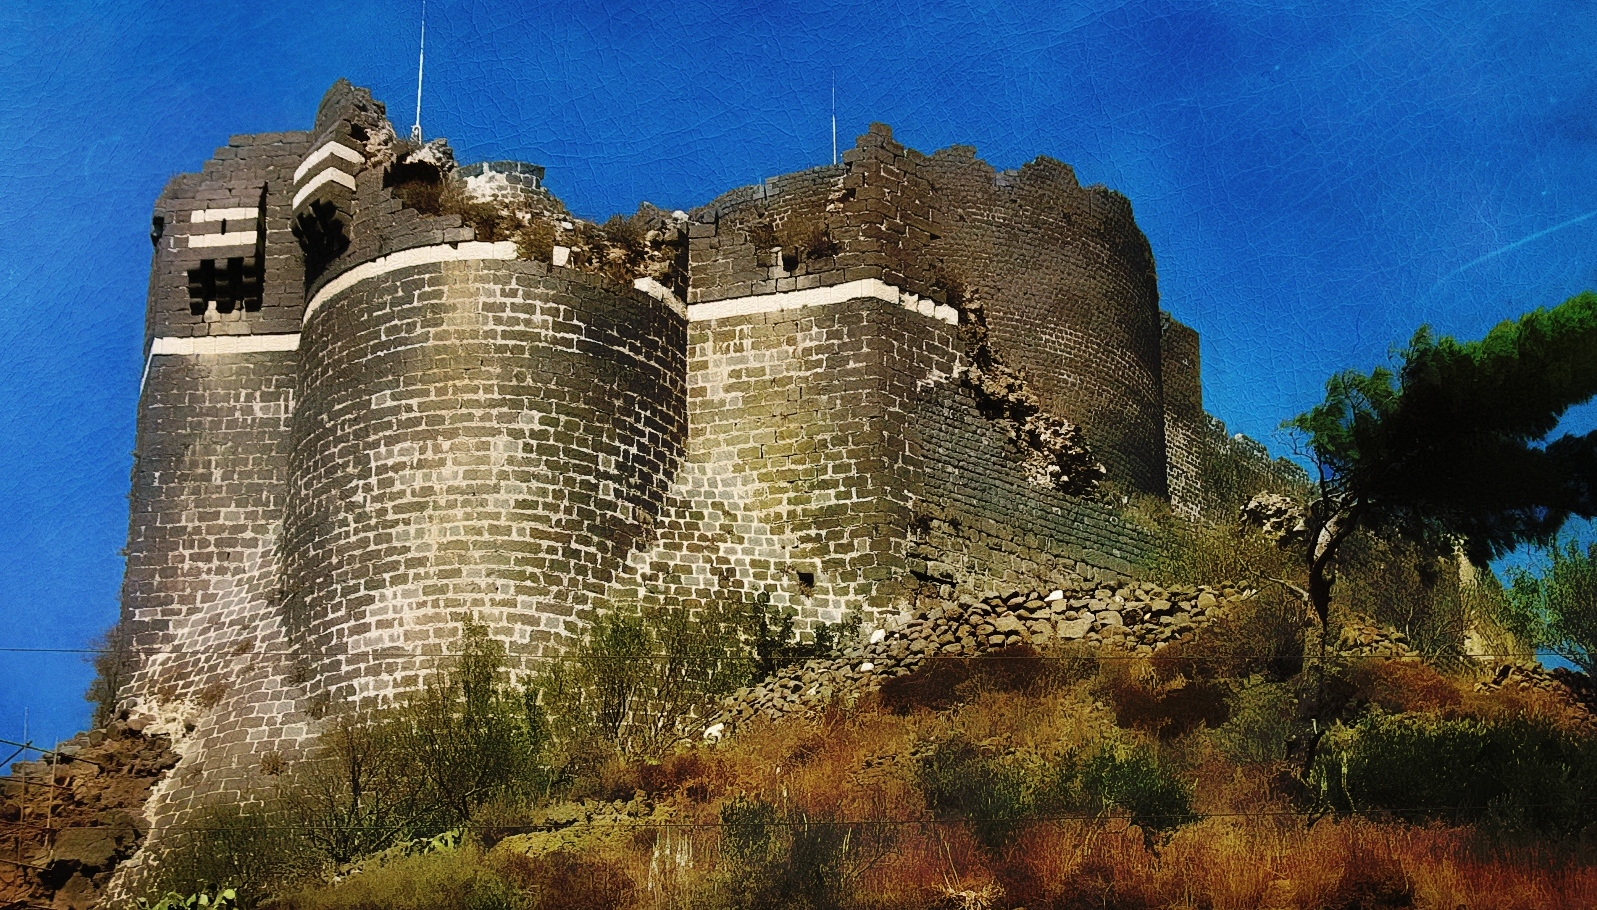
1161, 315, 1308, 519
617, 296, 944, 631
907, 376, 1158, 605
920, 146, 1166, 497
116, 351, 316, 881
280, 259, 686, 705
687, 165, 848, 304
110, 82, 1298, 889
687, 126, 1166, 496
616, 294, 1155, 639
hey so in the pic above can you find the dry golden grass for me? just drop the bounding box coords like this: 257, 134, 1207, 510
278, 641, 1597, 910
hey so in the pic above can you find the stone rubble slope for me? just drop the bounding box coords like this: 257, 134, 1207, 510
705, 577, 1252, 737
0, 727, 180, 910
702, 574, 1597, 741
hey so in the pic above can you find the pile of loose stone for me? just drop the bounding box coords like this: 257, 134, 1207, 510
1474, 659, 1597, 726
704, 578, 1251, 736
0, 727, 180, 910
1333, 618, 1423, 661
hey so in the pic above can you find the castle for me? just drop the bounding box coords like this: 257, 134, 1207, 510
115, 81, 1298, 846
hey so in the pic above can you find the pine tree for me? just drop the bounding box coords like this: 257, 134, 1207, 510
1286, 291, 1597, 631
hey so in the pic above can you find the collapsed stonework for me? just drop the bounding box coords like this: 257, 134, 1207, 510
111, 78, 1305, 878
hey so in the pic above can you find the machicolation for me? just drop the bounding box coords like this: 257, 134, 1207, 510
106, 78, 1308, 891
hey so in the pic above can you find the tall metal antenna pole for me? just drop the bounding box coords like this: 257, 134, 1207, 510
831, 75, 837, 166
412, 0, 427, 143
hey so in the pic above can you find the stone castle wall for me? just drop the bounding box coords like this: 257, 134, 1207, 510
110, 80, 1293, 880
1161, 315, 1308, 518
684, 125, 1165, 495
282, 259, 685, 705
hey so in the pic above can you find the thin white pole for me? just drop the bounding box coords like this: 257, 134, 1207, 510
831, 76, 837, 166
413, 0, 427, 143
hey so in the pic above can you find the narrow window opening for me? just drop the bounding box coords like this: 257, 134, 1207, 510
797, 571, 816, 596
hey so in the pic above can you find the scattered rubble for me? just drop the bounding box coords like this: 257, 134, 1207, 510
705, 577, 1251, 735
957, 294, 1106, 494
1239, 492, 1309, 545
1475, 659, 1597, 727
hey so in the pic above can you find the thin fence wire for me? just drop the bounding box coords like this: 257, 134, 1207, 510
0, 646, 1550, 662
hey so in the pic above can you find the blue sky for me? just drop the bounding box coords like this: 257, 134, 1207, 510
1, 1, 1593, 747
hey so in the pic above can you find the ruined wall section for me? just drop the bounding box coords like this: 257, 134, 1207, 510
292, 81, 488, 299
281, 259, 686, 705
920, 146, 1167, 497
686, 128, 1167, 497
907, 377, 1157, 598
687, 165, 847, 304
146, 132, 312, 341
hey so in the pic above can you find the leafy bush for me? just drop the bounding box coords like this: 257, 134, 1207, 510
1503, 537, 1597, 673
535, 598, 754, 761
145, 803, 316, 906
279, 617, 551, 870
283, 710, 427, 865
399, 618, 551, 831
710, 797, 860, 910
1337, 531, 1470, 660
1045, 743, 1197, 849
1312, 711, 1597, 836
1209, 679, 1299, 765
138, 888, 237, 910
915, 736, 1033, 851
536, 594, 859, 761
268, 843, 523, 910
1134, 514, 1300, 593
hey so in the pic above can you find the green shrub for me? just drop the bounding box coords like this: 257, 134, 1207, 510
536, 595, 857, 761
1210, 679, 1299, 765
915, 736, 1033, 851
535, 598, 754, 761
1503, 537, 1597, 673
1046, 742, 1197, 849
145, 803, 316, 907
1336, 532, 1470, 661
1136, 515, 1302, 594
399, 618, 551, 831
138, 888, 237, 910
710, 797, 855, 910
268, 843, 522, 910
1312, 712, 1597, 836
282, 710, 429, 865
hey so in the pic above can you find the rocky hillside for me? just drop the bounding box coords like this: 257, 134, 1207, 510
0, 727, 179, 910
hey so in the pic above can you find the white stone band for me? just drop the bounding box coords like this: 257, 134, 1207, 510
304, 241, 521, 323
686, 278, 959, 326
293, 141, 364, 184
150, 334, 301, 356
291, 168, 357, 210
140, 333, 301, 396
191, 207, 258, 223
